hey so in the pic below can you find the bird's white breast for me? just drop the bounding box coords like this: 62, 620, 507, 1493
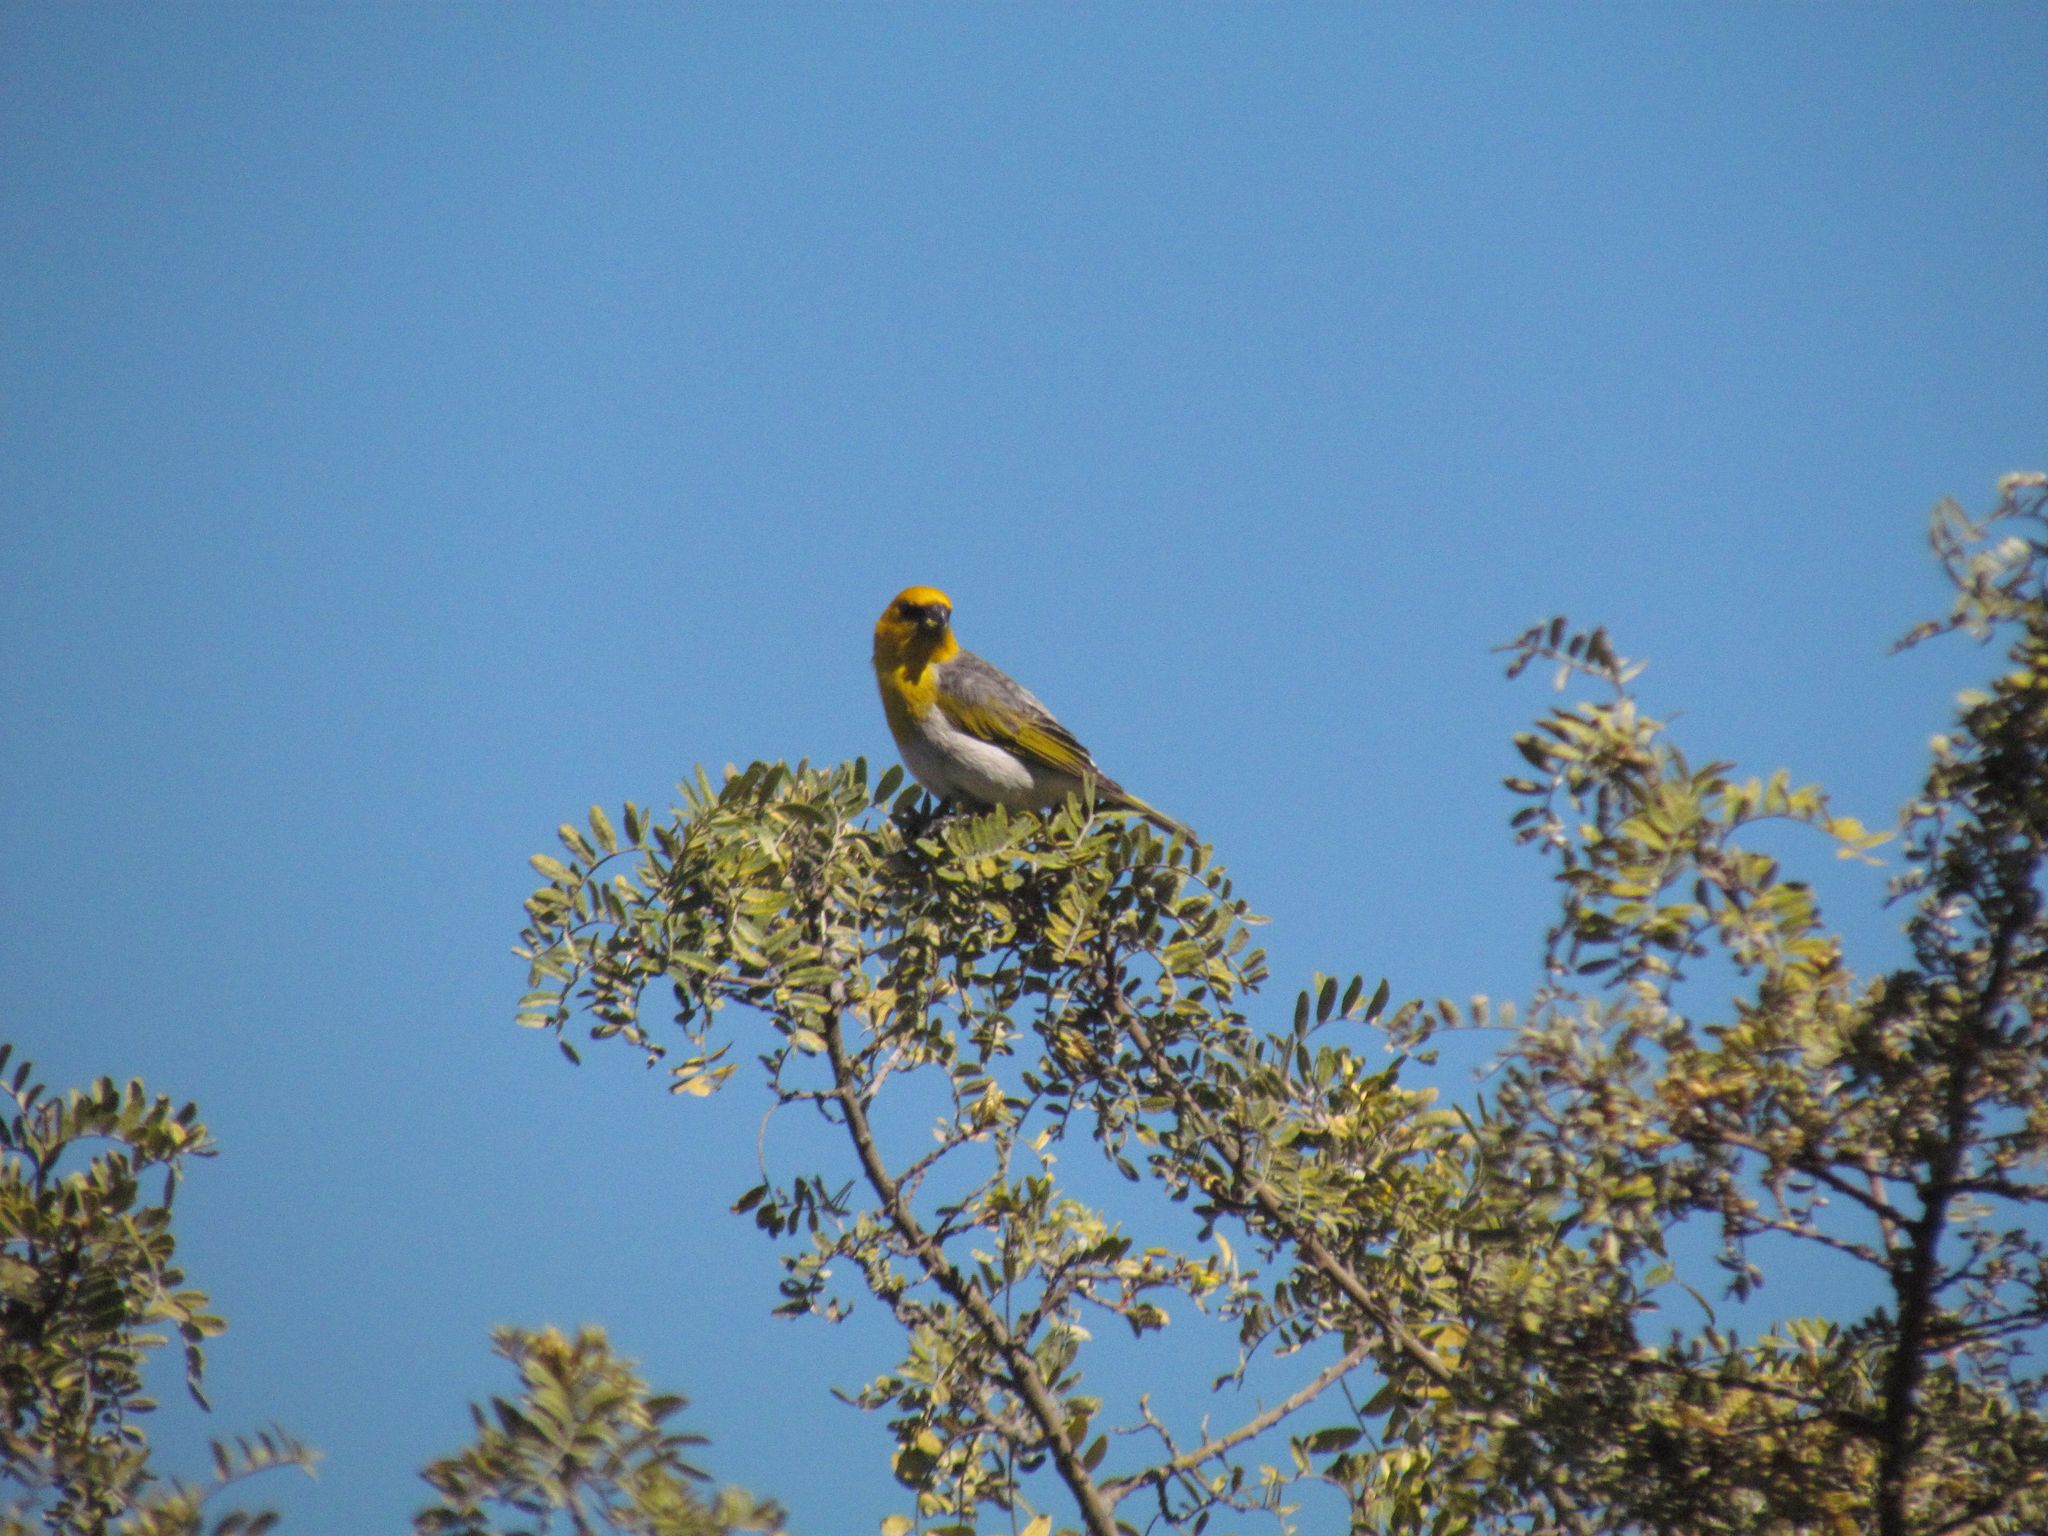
903, 705, 1066, 809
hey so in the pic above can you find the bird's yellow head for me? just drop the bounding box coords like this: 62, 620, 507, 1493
873, 586, 957, 671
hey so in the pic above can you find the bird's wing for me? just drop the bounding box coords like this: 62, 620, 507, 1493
933, 651, 1098, 780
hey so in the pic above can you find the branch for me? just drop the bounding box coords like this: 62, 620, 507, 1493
1877, 883, 2023, 1536
1622, 1353, 1880, 1441
1746, 1215, 1889, 1273
1101, 1340, 1373, 1504
820, 1008, 1120, 1536
1107, 992, 1458, 1390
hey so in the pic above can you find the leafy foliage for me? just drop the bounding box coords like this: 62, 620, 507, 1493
1446, 473, 2048, 1536
414, 1326, 783, 1536
0, 1048, 315, 1536
521, 474, 2048, 1534
518, 766, 1489, 1535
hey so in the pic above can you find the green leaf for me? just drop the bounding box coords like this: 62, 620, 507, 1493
1303, 1425, 1363, 1454
1364, 976, 1391, 1023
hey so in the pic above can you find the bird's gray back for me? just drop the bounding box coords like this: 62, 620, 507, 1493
937, 650, 1061, 726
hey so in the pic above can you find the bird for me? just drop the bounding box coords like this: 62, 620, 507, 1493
872, 585, 1192, 839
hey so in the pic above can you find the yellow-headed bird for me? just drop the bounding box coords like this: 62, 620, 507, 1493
872, 585, 1191, 839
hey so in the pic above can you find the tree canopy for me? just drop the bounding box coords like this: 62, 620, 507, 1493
0, 1051, 773, 1536
517, 472, 2048, 1536
0, 1048, 314, 1536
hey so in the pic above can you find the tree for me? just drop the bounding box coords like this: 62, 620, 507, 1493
0, 1048, 314, 1536
1430, 472, 2048, 1534
415, 1325, 784, 1536
518, 471, 2048, 1535
0, 1050, 772, 1536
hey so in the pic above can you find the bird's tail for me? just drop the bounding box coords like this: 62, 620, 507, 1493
1096, 779, 1195, 843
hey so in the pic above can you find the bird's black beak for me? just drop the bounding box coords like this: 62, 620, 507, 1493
918, 608, 950, 635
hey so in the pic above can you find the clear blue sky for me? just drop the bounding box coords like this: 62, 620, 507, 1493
4, 6, 2044, 1531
